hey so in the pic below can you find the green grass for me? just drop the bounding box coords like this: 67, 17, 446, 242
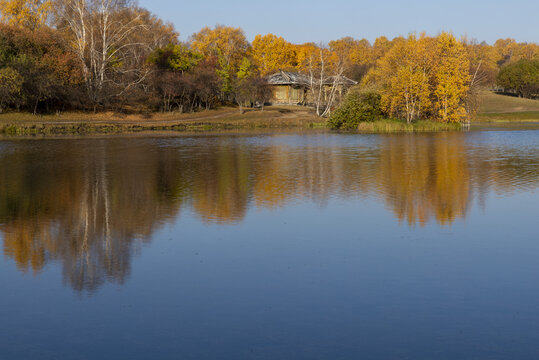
356, 119, 461, 133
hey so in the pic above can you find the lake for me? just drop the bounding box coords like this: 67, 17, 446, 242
1, 129, 538, 359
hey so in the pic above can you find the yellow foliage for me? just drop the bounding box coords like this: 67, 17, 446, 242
433, 33, 470, 122
492, 38, 539, 66
365, 33, 470, 123
372, 34, 436, 122
293, 42, 343, 78
329, 37, 372, 67
0, 0, 51, 29
464, 39, 499, 86
372, 36, 393, 62
250, 33, 296, 74
294, 42, 319, 72
190, 25, 249, 68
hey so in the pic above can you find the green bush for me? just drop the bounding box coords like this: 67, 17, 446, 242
328, 89, 382, 129
497, 59, 539, 99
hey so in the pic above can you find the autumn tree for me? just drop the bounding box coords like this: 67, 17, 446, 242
0, 24, 82, 113
492, 39, 539, 77
233, 56, 254, 113
294, 42, 318, 72
371, 36, 393, 62
515, 42, 539, 61
251, 33, 296, 74
0, 66, 23, 111
147, 43, 202, 73
190, 25, 249, 67
0, 0, 52, 29
329, 37, 372, 81
190, 25, 249, 97
368, 34, 435, 123
190, 57, 221, 110
248, 76, 273, 111
363, 33, 470, 123
54, 0, 170, 108
115, 6, 178, 74
147, 43, 222, 112
295, 43, 348, 116
147, 43, 202, 111
494, 38, 519, 66
463, 38, 499, 117
433, 33, 470, 122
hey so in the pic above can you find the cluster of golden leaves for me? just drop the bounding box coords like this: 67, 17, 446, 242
365, 33, 471, 122
0, 0, 51, 29
190, 28, 349, 76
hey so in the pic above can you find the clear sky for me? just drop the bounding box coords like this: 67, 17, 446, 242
138, 0, 538, 45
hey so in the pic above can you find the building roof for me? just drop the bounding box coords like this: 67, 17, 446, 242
267, 70, 358, 87
267, 71, 310, 86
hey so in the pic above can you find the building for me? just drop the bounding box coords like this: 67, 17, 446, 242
267, 70, 357, 105
267, 71, 310, 104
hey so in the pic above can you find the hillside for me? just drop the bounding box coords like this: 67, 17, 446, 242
479, 91, 539, 113
477, 91, 539, 122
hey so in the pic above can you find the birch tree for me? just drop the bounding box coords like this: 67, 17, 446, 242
297, 43, 347, 117
366, 34, 442, 123
54, 0, 157, 107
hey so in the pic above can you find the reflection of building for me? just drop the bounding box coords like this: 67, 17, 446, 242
267, 70, 357, 105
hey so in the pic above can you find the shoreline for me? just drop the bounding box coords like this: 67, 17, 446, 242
0, 106, 325, 135
1, 107, 537, 136
0, 118, 463, 136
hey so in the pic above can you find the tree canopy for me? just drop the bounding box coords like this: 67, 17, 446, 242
0, 0, 537, 118
497, 59, 539, 99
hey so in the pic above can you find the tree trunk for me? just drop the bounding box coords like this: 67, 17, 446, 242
33, 99, 39, 115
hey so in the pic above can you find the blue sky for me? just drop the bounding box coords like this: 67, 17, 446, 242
139, 0, 538, 45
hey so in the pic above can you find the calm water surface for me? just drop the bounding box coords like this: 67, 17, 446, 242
1, 130, 538, 359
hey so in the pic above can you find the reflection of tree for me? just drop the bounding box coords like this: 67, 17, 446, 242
1, 135, 538, 291
377, 134, 471, 226
191, 140, 251, 224
0, 141, 183, 293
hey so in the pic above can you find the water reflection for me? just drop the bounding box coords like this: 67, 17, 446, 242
377, 134, 472, 226
1, 132, 538, 291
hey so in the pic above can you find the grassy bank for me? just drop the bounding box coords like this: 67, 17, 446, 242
356, 119, 462, 133
479, 91, 539, 114
0, 106, 325, 135
476, 91, 539, 123
477, 111, 539, 123
0, 109, 462, 136
5, 91, 537, 136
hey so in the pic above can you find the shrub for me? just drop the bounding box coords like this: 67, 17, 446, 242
328, 89, 382, 129
497, 59, 539, 99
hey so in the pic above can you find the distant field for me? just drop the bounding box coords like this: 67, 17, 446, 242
479, 91, 539, 114
477, 111, 539, 123
477, 91, 539, 123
